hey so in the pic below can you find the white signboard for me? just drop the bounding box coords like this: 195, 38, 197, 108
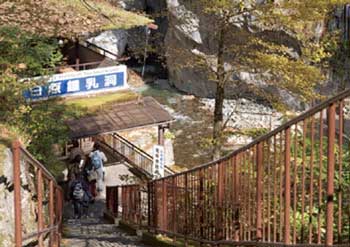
24, 65, 128, 101
153, 145, 165, 178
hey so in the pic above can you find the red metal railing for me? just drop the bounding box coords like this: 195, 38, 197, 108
84, 41, 119, 60
100, 133, 154, 178
114, 89, 350, 246
55, 61, 105, 72
12, 140, 63, 247
106, 186, 119, 217
106, 185, 148, 228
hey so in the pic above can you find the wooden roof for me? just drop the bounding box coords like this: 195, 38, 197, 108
67, 97, 174, 139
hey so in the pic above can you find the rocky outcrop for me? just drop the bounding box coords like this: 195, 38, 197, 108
88, 0, 168, 60
200, 98, 283, 130
88, 30, 128, 58
164, 0, 311, 110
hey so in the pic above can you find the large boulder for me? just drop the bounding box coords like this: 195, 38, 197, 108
88, 30, 128, 58
88, 0, 168, 60
164, 0, 312, 110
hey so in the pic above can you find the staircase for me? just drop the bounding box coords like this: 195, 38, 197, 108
61, 200, 148, 247
100, 133, 175, 180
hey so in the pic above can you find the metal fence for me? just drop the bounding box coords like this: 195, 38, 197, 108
106, 185, 148, 227
12, 140, 63, 247
105, 133, 154, 177
112, 89, 350, 246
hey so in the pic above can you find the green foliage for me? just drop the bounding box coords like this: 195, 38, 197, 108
186, 0, 349, 105
0, 26, 62, 123
19, 100, 87, 168
164, 130, 175, 140
0, 26, 62, 77
178, 0, 349, 158
0, 26, 73, 173
240, 128, 269, 139
287, 132, 350, 242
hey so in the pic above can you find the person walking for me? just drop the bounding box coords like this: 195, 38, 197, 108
89, 143, 107, 197
70, 173, 91, 219
83, 157, 97, 200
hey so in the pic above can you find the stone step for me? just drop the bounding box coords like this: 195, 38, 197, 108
62, 222, 148, 247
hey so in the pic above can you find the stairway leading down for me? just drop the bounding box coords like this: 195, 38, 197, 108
61, 200, 149, 247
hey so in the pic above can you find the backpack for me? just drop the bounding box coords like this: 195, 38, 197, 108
91, 151, 102, 169
72, 181, 84, 201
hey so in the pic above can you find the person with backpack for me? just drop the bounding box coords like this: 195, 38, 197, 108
70, 173, 91, 219
89, 143, 107, 197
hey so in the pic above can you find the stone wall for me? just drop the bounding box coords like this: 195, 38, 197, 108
0, 147, 41, 246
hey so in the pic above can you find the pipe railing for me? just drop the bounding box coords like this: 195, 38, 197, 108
115, 88, 350, 246
83, 41, 119, 60
106, 185, 148, 228
110, 133, 175, 176
12, 140, 63, 247
102, 133, 154, 178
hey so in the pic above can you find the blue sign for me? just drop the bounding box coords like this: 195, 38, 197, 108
24, 65, 128, 101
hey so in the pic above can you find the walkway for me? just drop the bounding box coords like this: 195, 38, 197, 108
61, 200, 149, 247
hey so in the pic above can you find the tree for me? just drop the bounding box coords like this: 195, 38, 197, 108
0, 26, 63, 123
0, 0, 153, 171
169, 0, 348, 159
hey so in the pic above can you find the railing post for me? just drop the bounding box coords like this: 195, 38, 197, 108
49, 180, 55, 246
233, 155, 240, 241
138, 186, 142, 227
147, 182, 151, 230
37, 169, 44, 247
217, 163, 224, 241
184, 173, 188, 246
13, 140, 22, 247
284, 127, 291, 244
116, 186, 119, 218
199, 169, 204, 241
55, 188, 63, 247
326, 103, 336, 246
153, 182, 159, 232
172, 176, 177, 236
256, 142, 263, 241
162, 179, 168, 231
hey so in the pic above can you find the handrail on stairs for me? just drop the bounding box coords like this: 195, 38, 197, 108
12, 140, 63, 247
99, 138, 153, 179
115, 88, 350, 246
102, 133, 175, 177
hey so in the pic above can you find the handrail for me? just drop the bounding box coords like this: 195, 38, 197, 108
156, 88, 350, 180
113, 133, 153, 160
84, 41, 119, 59
12, 140, 63, 247
18, 145, 58, 185
56, 61, 107, 72
117, 88, 350, 246
99, 139, 153, 178
112, 133, 175, 175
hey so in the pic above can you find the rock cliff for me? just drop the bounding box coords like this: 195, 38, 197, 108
90, 1, 345, 110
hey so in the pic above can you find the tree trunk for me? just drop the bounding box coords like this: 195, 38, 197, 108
212, 25, 226, 160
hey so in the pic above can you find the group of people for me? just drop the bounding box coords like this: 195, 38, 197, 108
67, 141, 107, 219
